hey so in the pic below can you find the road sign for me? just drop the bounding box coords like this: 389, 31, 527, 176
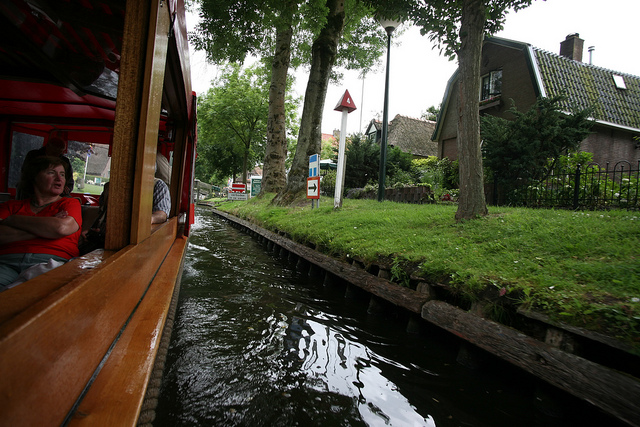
250, 176, 261, 198
309, 154, 319, 178
306, 176, 320, 199
228, 192, 248, 201
333, 89, 357, 113
231, 182, 246, 193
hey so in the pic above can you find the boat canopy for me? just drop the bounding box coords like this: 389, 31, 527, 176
0, 0, 193, 145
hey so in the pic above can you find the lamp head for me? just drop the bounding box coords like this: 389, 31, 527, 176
377, 14, 402, 35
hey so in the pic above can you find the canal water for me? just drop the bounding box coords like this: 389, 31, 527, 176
155, 207, 620, 426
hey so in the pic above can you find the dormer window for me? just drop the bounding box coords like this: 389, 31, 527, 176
480, 70, 502, 100
613, 75, 627, 90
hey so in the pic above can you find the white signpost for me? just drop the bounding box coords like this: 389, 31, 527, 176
333, 90, 357, 209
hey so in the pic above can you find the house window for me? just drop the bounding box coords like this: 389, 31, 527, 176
367, 127, 378, 143
613, 75, 626, 89
480, 70, 502, 100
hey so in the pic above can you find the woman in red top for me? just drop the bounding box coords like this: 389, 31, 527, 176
0, 156, 82, 290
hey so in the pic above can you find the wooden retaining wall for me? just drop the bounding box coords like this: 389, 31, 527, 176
213, 209, 640, 427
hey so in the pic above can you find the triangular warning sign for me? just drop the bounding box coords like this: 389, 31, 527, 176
334, 89, 357, 113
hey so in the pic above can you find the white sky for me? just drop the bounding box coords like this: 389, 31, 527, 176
186, 0, 640, 135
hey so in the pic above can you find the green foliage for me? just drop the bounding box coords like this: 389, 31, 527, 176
367, 0, 534, 59
338, 133, 415, 190
421, 105, 440, 121
344, 133, 379, 189
555, 151, 593, 169
386, 147, 414, 185
193, 0, 388, 81
515, 156, 640, 210
320, 170, 336, 197
196, 63, 300, 184
320, 136, 337, 162
196, 64, 269, 183
410, 156, 458, 197
482, 95, 594, 197
71, 158, 85, 180
390, 257, 411, 287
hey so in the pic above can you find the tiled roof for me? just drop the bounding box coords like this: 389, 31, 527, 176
534, 48, 640, 131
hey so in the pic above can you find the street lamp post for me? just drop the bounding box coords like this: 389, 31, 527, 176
377, 17, 400, 202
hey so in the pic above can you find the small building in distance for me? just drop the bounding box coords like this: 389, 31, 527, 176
365, 114, 437, 159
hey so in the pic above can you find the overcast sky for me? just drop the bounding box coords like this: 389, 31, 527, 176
187, 0, 640, 135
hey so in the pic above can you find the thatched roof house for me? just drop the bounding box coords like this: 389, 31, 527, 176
365, 114, 437, 159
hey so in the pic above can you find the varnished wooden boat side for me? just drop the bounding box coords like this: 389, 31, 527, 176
0, 219, 177, 426
0, 0, 196, 423
69, 235, 189, 426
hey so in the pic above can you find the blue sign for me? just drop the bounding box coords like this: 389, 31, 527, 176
309, 154, 319, 177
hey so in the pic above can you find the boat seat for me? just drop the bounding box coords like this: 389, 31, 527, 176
81, 205, 101, 232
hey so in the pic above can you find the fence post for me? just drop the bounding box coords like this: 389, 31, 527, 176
573, 164, 581, 209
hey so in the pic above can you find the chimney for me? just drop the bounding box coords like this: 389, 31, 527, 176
560, 33, 584, 62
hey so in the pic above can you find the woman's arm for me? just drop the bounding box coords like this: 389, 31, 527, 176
0, 223, 37, 245
1, 213, 79, 240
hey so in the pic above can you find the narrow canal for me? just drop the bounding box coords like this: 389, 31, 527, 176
155, 207, 620, 426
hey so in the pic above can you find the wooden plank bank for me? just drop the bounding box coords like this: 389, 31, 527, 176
212, 208, 640, 427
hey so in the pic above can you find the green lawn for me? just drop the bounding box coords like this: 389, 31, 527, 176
214, 194, 640, 349
75, 183, 106, 195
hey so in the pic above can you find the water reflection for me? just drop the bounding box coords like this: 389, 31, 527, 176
283, 313, 436, 427
155, 208, 620, 427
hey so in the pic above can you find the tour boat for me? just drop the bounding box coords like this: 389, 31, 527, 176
0, 0, 196, 424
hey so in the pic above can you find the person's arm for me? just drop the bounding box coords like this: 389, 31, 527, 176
1, 212, 79, 239
151, 179, 171, 224
151, 210, 168, 224
0, 222, 37, 245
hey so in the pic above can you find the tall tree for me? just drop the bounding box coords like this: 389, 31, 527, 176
192, 0, 300, 193
418, 0, 535, 220
193, 0, 388, 199
263, 20, 294, 192
273, 0, 346, 204
274, 1, 386, 204
367, 0, 535, 219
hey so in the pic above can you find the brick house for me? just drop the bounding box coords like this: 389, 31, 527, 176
365, 114, 437, 159
432, 34, 640, 167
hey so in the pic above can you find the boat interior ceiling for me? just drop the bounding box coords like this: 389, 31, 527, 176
0, 0, 124, 99
0, 0, 185, 145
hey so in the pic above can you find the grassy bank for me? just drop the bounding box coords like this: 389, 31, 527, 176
213, 194, 640, 350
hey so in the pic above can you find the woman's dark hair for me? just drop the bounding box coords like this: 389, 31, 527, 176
18, 156, 66, 199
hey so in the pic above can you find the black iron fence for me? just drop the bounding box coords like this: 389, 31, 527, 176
497, 160, 640, 210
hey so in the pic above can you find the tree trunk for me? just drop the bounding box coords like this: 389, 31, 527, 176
455, 0, 488, 220
273, 0, 345, 205
242, 146, 248, 184
262, 25, 293, 194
